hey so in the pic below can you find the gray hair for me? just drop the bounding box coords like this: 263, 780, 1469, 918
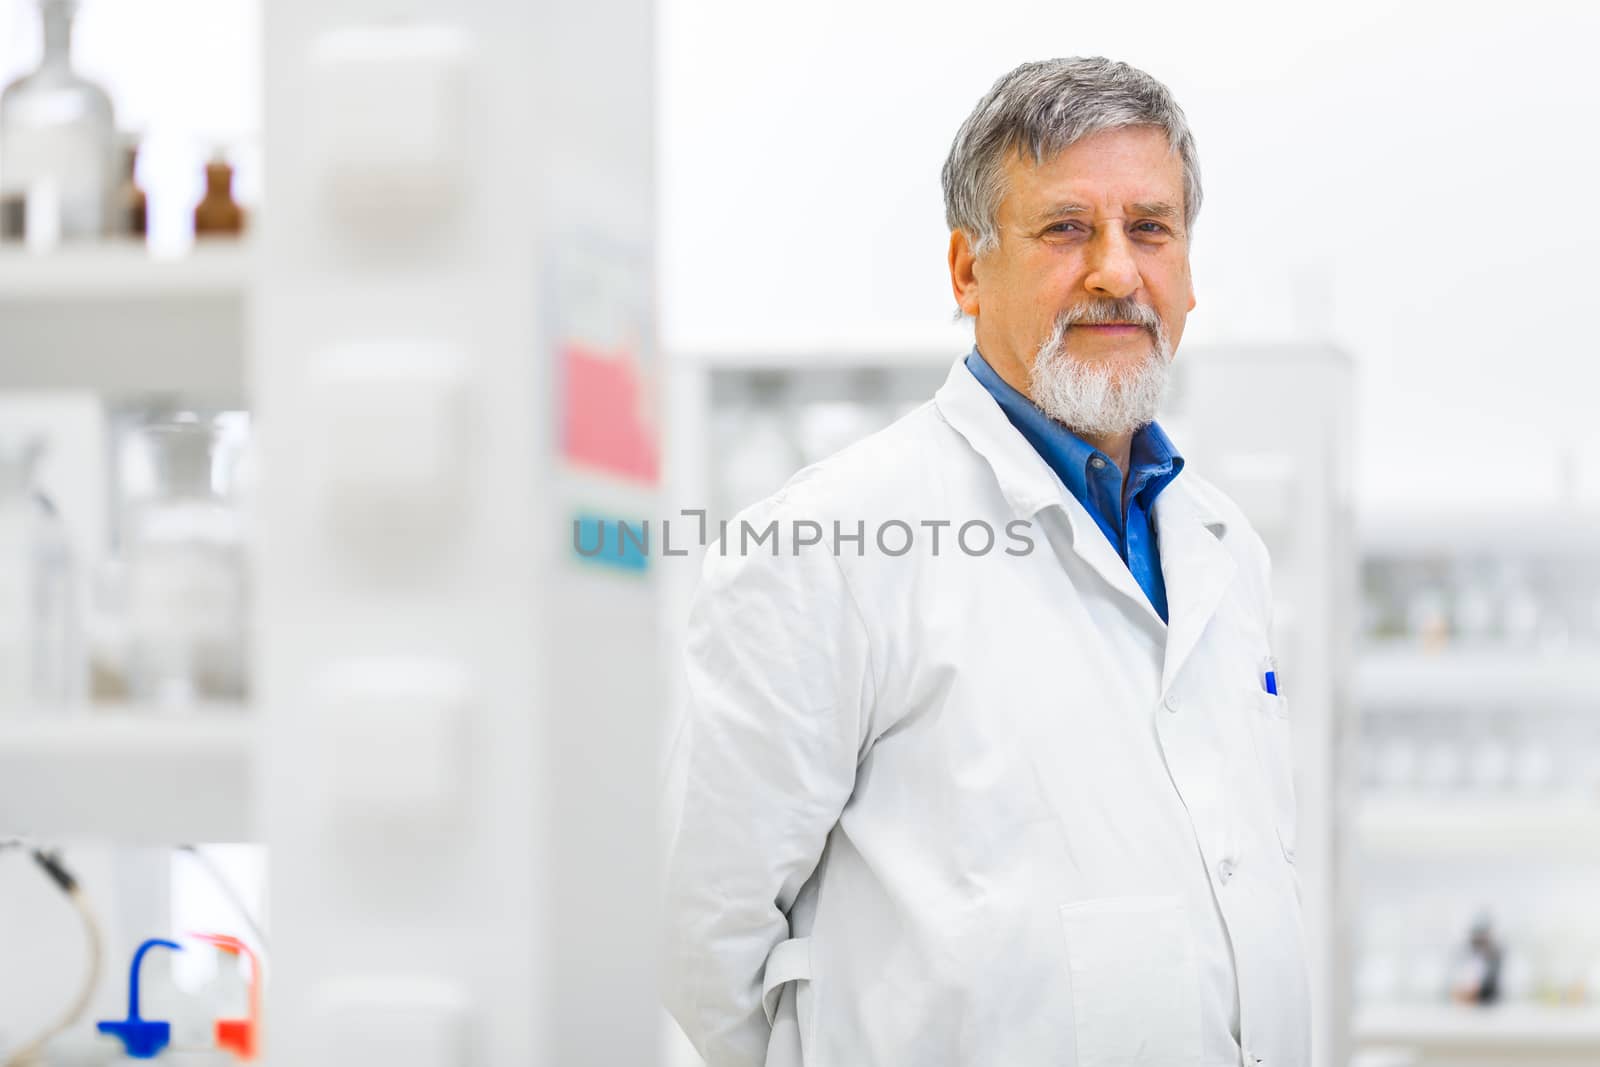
941, 57, 1202, 257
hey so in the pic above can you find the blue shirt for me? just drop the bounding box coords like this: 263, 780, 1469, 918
965, 348, 1184, 623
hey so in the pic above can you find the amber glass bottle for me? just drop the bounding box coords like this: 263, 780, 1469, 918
193, 156, 245, 237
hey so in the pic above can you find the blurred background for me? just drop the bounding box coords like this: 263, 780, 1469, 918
0, 1, 1596, 1065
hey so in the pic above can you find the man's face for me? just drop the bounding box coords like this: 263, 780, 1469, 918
954, 125, 1196, 402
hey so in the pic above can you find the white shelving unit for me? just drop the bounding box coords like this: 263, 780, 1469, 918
0, 242, 257, 848
1351, 516, 1600, 1065
0, 712, 254, 844
4, 1, 665, 1061
1, 0, 673, 1058
0, 243, 251, 397
1356, 646, 1600, 709
1357, 796, 1600, 857
0, 244, 251, 298
1361, 512, 1600, 561
1355, 1002, 1600, 1050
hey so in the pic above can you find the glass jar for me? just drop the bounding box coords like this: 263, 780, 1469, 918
0, 0, 117, 242
0, 434, 81, 713
122, 417, 247, 709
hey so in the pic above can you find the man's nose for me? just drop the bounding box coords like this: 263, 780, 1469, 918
1083, 228, 1142, 299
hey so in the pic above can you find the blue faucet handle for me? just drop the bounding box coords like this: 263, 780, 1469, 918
96, 937, 182, 1059
96, 1018, 172, 1059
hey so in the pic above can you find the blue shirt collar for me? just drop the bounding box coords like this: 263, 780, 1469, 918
963, 347, 1183, 512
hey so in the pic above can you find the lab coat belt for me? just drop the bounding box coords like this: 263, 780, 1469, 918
761, 937, 813, 1025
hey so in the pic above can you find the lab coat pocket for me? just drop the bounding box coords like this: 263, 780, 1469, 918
1058, 894, 1202, 1067
762, 937, 815, 1067
1249, 689, 1299, 864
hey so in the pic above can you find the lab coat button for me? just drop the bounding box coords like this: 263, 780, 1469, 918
1164, 694, 1181, 714
1218, 858, 1236, 883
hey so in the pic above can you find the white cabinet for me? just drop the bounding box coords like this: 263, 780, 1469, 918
1351, 512, 1600, 1064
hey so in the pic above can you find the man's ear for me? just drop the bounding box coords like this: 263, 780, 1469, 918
949, 230, 981, 318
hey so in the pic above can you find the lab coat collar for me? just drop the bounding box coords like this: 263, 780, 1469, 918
935, 354, 1235, 686
935, 354, 1230, 522
934, 354, 1086, 522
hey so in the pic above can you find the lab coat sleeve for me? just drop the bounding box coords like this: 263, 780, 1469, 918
662, 496, 876, 1067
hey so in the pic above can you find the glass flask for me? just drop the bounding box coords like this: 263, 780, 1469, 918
0, 434, 81, 713
0, 0, 117, 241
122, 417, 248, 709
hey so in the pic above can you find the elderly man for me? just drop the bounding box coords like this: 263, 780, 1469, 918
664, 57, 1310, 1067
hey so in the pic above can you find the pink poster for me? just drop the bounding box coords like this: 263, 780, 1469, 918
560, 337, 659, 484
550, 232, 659, 486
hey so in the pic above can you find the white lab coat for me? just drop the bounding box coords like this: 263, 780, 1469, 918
663, 356, 1311, 1067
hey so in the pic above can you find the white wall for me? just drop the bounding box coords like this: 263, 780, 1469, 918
658, 0, 1600, 510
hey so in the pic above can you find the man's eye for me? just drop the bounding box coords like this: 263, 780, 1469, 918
1135, 222, 1170, 234
1045, 222, 1084, 235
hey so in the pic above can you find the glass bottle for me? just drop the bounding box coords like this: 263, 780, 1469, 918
193, 154, 245, 237
0, 0, 117, 242
116, 136, 146, 238
122, 416, 248, 710
0, 434, 82, 714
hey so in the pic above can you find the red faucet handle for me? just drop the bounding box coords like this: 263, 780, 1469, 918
188, 932, 262, 1062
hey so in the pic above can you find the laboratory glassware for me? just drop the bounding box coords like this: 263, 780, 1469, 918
0, 0, 117, 242
0, 434, 81, 713
122, 417, 248, 709
193, 155, 245, 237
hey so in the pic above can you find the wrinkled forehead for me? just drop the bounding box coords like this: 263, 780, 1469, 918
999, 129, 1186, 221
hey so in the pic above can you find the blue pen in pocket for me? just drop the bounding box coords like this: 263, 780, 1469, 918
1261, 656, 1279, 696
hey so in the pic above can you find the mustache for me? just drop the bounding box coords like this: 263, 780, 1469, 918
1056, 298, 1163, 335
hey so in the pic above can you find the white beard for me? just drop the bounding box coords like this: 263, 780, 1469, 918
1028, 312, 1173, 437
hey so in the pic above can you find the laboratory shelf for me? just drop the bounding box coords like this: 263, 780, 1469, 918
1354, 1002, 1600, 1048
0, 710, 256, 844
0, 243, 251, 397
1356, 795, 1600, 856
0, 242, 252, 298
1355, 645, 1600, 709
1360, 511, 1600, 559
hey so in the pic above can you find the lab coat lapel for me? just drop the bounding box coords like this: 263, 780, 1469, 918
1052, 493, 1166, 629
1153, 480, 1236, 697
933, 356, 1168, 629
